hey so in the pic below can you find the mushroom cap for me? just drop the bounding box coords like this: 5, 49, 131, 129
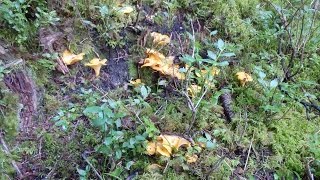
61, 50, 85, 65
85, 58, 107, 77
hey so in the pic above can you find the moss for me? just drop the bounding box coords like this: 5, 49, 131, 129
0, 82, 20, 139
269, 112, 320, 177
43, 94, 62, 116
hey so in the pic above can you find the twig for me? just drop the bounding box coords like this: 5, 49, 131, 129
3, 59, 23, 69
244, 134, 254, 171
0, 134, 23, 178
82, 152, 104, 180
306, 158, 314, 180
190, 19, 195, 58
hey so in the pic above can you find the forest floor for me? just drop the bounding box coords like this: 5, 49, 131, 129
0, 0, 320, 179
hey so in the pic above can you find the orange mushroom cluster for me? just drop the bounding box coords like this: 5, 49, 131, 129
146, 135, 198, 163
141, 48, 185, 80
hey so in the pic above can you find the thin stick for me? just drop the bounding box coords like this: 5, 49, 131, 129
0, 134, 23, 178
244, 134, 254, 171
82, 153, 104, 180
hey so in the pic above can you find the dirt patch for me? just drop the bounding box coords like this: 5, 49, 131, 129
100, 47, 130, 90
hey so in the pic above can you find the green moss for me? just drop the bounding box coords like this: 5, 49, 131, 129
0, 83, 19, 138
269, 112, 320, 177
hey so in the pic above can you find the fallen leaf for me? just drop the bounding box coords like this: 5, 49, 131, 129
150, 32, 170, 46
236, 71, 253, 86
61, 50, 85, 65
85, 58, 107, 77
186, 154, 198, 163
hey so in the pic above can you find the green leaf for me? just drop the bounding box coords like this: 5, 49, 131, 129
126, 161, 135, 170
204, 133, 212, 141
115, 150, 122, 159
135, 135, 145, 141
216, 39, 225, 51
181, 55, 196, 64
258, 71, 266, 79
210, 30, 218, 36
221, 52, 235, 57
270, 79, 278, 88
206, 141, 216, 149
207, 50, 217, 60
217, 61, 229, 66
83, 106, 101, 114
92, 117, 106, 127
77, 168, 87, 176
140, 86, 149, 99
99, 5, 109, 17
104, 137, 113, 146
115, 119, 122, 128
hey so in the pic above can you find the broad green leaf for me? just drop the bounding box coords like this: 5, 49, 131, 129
207, 50, 217, 60
92, 117, 106, 127
217, 39, 225, 51
83, 106, 101, 114
140, 86, 148, 99
115, 150, 122, 159
115, 119, 122, 128
206, 141, 216, 149
104, 137, 113, 146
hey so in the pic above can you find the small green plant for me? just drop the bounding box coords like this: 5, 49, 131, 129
79, 2, 136, 47
0, 0, 59, 45
83, 99, 148, 160
53, 103, 81, 130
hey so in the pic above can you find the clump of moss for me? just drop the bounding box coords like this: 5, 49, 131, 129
0, 83, 20, 138
269, 112, 320, 177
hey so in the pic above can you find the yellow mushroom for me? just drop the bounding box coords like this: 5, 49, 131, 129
146, 135, 191, 157
187, 84, 202, 98
85, 58, 107, 77
61, 50, 85, 65
130, 79, 143, 87
186, 154, 198, 163
236, 71, 253, 86
150, 32, 170, 46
